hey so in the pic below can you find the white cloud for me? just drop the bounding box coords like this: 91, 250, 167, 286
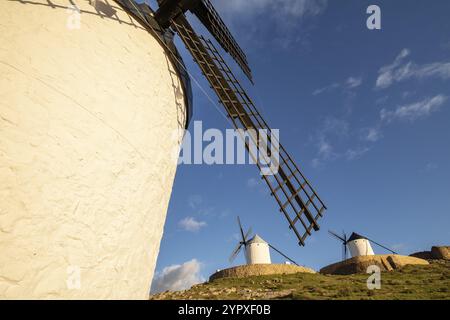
313, 82, 339, 96
150, 259, 204, 294
323, 117, 350, 137
376, 49, 411, 89
313, 76, 362, 95
345, 147, 370, 161
364, 127, 383, 142
220, 0, 327, 22
311, 158, 321, 168
310, 117, 349, 166
424, 162, 438, 172
380, 95, 447, 123
179, 217, 207, 232
346, 76, 363, 89
376, 49, 450, 89
214, 0, 327, 49
188, 194, 203, 209
318, 137, 333, 159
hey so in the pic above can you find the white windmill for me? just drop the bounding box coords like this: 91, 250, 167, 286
229, 217, 298, 265
329, 230, 398, 261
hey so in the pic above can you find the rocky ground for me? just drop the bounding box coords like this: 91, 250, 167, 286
150, 260, 449, 300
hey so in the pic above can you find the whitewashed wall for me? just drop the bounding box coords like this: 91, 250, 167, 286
0, 0, 186, 299
348, 239, 375, 257
246, 243, 272, 265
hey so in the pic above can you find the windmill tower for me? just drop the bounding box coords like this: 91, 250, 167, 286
230, 217, 298, 266
329, 230, 397, 260
1, 0, 326, 299
245, 235, 272, 265
347, 233, 375, 257
0, 0, 191, 299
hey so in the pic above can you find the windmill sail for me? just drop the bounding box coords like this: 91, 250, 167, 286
229, 241, 243, 262
229, 216, 253, 263
237, 216, 246, 241
155, 0, 252, 82
329, 230, 348, 261
357, 234, 398, 255
171, 15, 327, 246
191, 0, 252, 82
329, 230, 346, 243
343, 231, 348, 260
268, 243, 299, 266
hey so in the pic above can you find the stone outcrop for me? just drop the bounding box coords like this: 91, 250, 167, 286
209, 264, 315, 281
410, 251, 434, 260
320, 255, 429, 275
431, 246, 450, 260
410, 246, 449, 261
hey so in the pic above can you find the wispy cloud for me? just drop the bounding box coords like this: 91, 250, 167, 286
311, 137, 335, 167
362, 127, 383, 142
345, 147, 370, 161
150, 259, 204, 294
311, 94, 446, 167
346, 76, 363, 89
219, 0, 327, 26
188, 194, 203, 209
317, 137, 334, 159
215, 0, 327, 49
424, 162, 438, 172
313, 82, 340, 96
380, 95, 448, 123
310, 117, 351, 167
313, 76, 362, 96
187, 194, 227, 218
376, 49, 450, 89
179, 217, 207, 232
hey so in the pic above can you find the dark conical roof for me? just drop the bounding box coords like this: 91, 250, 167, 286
347, 232, 368, 242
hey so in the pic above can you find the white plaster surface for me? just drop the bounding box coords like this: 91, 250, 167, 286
0, 0, 186, 299
245, 243, 271, 265
348, 239, 375, 258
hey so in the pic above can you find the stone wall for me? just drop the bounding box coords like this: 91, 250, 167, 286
0, 0, 186, 299
410, 246, 449, 261
210, 264, 316, 281
320, 255, 429, 275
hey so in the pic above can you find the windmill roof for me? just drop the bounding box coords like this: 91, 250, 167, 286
248, 234, 267, 244
348, 232, 368, 242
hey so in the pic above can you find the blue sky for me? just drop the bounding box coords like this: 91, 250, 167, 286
150, 0, 450, 292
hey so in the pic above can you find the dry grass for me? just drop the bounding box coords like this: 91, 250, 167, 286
150, 260, 450, 300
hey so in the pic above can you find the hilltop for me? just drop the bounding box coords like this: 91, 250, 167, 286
150, 260, 449, 300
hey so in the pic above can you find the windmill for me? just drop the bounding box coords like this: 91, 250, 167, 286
329, 230, 398, 261
328, 230, 349, 261
117, 0, 327, 246
229, 216, 254, 264
229, 217, 299, 266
